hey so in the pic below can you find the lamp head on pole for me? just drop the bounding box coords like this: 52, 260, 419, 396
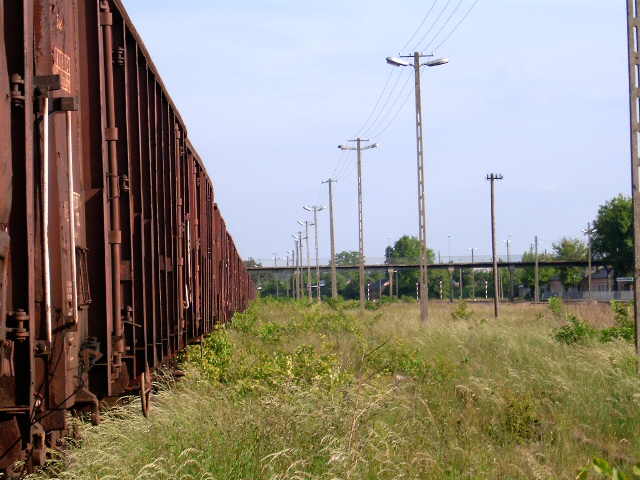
386, 56, 411, 67
424, 58, 449, 67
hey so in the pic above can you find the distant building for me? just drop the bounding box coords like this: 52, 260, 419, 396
579, 268, 612, 293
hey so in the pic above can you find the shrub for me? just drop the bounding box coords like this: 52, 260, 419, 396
577, 457, 640, 479
186, 329, 234, 382
600, 301, 634, 343
451, 300, 473, 320
553, 315, 596, 345
548, 296, 564, 318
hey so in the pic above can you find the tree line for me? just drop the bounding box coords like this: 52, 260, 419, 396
250, 195, 633, 300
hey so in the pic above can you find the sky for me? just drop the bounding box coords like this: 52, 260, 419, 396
124, 0, 630, 264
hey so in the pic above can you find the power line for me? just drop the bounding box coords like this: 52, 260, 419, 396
326, 1, 452, 179
432, 0, 482, 51
359, 69, 411, 137
327, 0, 482, 182
359, 1, 454, 139
370, 86, 413, 140
400, 0, 440, 52
353, 69, 397, 137
412, 0, 455, 50
369, 0, 482, 142
422, 0, 466, 51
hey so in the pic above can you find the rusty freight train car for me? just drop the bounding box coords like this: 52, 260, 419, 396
0, 0, 255, 474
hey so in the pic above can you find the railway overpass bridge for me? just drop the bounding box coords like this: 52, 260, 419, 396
247, 260, 605, 273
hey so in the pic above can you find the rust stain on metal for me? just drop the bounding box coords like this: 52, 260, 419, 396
1, 0, 255, 474
52, 47, 71, 93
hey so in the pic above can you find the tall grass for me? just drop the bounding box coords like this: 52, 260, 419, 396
29, 299, 640, 480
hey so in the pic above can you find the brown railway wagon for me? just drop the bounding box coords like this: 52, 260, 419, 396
0, 0, 255, 474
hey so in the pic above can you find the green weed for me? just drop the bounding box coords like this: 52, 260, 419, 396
553, 314, 596, 345
30, 300, 640, 480
451, 300, 473, 320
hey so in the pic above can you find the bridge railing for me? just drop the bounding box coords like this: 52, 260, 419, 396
249, 254, 531, 268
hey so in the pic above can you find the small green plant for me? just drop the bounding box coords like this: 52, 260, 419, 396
256, 321, 284, 343
185, 329, 234, 382
553, 314, 595, 345
503, 394, 541, 442
451, 300, 473, 320
365, 300, 380, 311
600, 301, 634, 343
231, 308, 259, 334
548, 296, 564, 318
577, 457, 640, 479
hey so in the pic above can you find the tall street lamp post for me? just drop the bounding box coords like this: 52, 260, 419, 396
386, 53, 448, 324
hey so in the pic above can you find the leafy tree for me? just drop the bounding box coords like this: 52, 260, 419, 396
385, 235, 435, 264
244, 257, 262, 268
332, 251, 360, 299
553, 237, 587, 260
518, 250, 557, 296
335, 250, 360, 266
592, 195, 633, 276
553, 237, 587, 288
385, 236, 436, 297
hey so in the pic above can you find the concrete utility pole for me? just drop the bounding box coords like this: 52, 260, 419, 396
322, 178, 338, 299
505, 237, 514, 301
305, 205, 324, 301
583, 223, 595, 299
487, 173, 503, 318
388, 268, 394, 298
339, 138, 377, 309
292, 237, 299, 299
294, 232, 304, 299
449, 265, 454, 304
386, 53, 448, 324
273, 253, 279, 297
626, 0, 640, 361
470, 248, 476, 299
298, 220, 312, 301
448, 235, 453, 303
534, 236, 540, 303
285, 251, 291, 298
459, 268, 463, 299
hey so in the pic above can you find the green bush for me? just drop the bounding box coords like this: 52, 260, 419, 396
577, 457, 640, 479
185, 329, 234, 382
548, 296, 564, 318
451, 300, 473, 320
600, 301, 635, 343
553, 315, 596, 345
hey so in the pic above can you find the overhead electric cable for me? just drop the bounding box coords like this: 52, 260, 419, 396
353, 70, 397, 137
422, 0, 465, 51
369, 89, 414, 140
411, 0, 454, 50
432, 0, 481, 51
359, 69, 411, 138
400, 0, 440, 52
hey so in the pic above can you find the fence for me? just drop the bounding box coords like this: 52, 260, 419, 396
543, 291, 633, 302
